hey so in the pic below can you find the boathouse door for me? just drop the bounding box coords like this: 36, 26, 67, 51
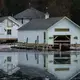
54, 35, 70, 50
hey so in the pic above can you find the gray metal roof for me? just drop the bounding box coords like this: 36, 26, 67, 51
14, 7, 45, 19
0, 16, 8, 22
18, 17, 63, 30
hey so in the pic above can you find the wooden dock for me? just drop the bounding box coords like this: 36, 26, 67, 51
11, 42, 73, 51
11, 43, 53, 51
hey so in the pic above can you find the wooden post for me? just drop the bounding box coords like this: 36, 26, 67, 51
44, 32, 46, 43
37, 36, 39, 43
46, 44, 48, 51
75, 43, 77, 50
44, 54, 46, 69
75, 43, 77, 57
37, 54, 39, 64
37, 36, 39, 50
59, 43, 61, 51
60, 51, 61, 57
26, 38, 28, 48
44, 54, 48, 71
43, 32, 46, 51
43, 44, 45, 51
26, 54, 28, 60
35, 40, 37, 49
35, 54, 37, 60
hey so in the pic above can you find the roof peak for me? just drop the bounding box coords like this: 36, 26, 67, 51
14, 7, 45, 19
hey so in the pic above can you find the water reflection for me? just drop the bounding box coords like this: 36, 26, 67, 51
0, 51, 79, 80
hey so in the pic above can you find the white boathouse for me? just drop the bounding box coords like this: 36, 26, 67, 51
18, 16, 80, 45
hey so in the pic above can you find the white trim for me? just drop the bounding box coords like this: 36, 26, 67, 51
8, 16, 22, 26
47, 17, 64, 30
63, 16, 80, 29
54, 36, 58, 40
47, 16, 80, 30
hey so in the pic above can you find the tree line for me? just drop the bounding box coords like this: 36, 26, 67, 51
0, 0, 80, 25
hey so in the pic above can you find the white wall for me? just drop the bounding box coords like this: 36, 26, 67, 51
0, 23, 5, 34
47, 18, 80, 44
0, 52, 18, 72
0, 22, 7, 38
9, 51, 80, 80
18, 30, 45, 43
0, 19, 19, 39
18, 51, 44, 69
0, 51, 80, 80
47, 51, 80, 80
18, 18, 80, 45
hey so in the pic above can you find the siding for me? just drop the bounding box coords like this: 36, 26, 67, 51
47, 18, 80, 44
0, 19, 19, 39
18, 30, 45, 43
18, 52, 44, 69
0, 52, 18, 72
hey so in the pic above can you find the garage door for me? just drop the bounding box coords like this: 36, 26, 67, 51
54, 35, 70, 51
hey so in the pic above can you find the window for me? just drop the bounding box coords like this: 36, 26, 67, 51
7, 56, 11, 62
55, 28, 69, 32
74, 36, 78, 39
7, 29, 11, 35
49, 37, 53, 39
54, 53, 70, 64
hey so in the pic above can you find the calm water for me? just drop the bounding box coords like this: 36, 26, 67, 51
0, 50, 80, 80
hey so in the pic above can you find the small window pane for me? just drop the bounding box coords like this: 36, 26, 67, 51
54, 53, 70, 64
7, 56, 11, 62
7, 29, 11, 35
74, 36, 78, 39
54, 59, 70, 64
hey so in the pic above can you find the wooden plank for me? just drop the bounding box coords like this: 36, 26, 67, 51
54, 40, 70, 42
